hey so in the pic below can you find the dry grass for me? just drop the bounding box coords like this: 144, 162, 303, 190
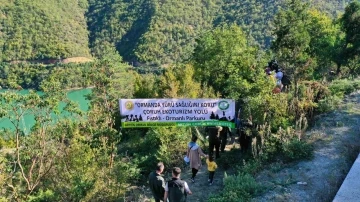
62, 57, 93, 64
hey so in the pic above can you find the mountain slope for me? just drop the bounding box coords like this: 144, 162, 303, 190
215, 0, 352, 48
87, 0, 351, 65
87, 0, 219, 65
0, 0, 91, 61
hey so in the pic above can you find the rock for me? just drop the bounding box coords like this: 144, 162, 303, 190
297, 182, 307, 185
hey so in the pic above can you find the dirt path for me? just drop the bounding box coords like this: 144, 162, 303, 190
140, 143, 238, 202
253, 90, 360, 202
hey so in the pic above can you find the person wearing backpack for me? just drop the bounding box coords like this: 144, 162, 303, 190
164, 167, 192, 202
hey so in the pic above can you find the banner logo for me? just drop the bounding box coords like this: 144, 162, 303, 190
218, 100, 230, 110
124, 101, 134, 110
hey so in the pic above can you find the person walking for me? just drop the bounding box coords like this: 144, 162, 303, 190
164, 167, 192, 202
220, 125, 232, 153
207, 126, 222, 158
206, 155, 217, 186
149, 162, 166, 202
187, 136, 207, 183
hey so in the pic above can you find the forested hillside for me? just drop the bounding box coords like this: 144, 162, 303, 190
0, 0, 351, 64
0, 0, 91, 61
87, 0, 218, 66
215, 0, 352, 48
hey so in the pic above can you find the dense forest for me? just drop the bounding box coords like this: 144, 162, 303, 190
1, 0, 360, 201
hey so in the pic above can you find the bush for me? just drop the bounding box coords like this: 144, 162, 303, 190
208, 172, 263, 202
215, 148, 244, 170
317, 95, 342, 113
28, 189, 58, 202
329, 79, 359, 97
240, 159, 263, 176
282, 139, 313, 162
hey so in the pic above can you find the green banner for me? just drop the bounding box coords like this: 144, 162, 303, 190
121, 121, 235, 128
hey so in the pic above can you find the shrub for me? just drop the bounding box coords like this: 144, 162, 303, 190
215, 148, 244, 170
208, 172, 263, 202
28, 189, 58, 202
329, 79, 356, 97
282, 139, 313, 162
240, 159, 264, 176
317, 95, 342, 113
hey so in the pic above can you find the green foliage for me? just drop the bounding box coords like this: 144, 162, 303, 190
0, 62, 94, 90
215, 0, 351, 49
208, 172, 263, 202
317, 95, 343, 113
272, 0, 314, 83
87, 0, 218, 65
329, 79, 360, 97
0, 131, 15, 149
282, 139, 314, 161
240, 159, 264, 176
341, 1, 360, 66
27, 189, 57, 202
193, 24, 259, 98
215, 149, 244, 170
0, 0, 90, 61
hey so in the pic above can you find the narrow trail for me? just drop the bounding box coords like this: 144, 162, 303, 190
141, 142, 239, 202
181, 161, 226, 202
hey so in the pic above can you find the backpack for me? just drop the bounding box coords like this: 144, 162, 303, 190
168, 178, 187, 202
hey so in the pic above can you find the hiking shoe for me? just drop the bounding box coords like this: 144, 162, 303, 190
209, 183, 212, 186
191, 178, 195, 183
208, 179, 210, 182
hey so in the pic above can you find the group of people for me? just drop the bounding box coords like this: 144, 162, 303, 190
206, 125, 232, 159
265, 60, 291, 93
148, 135, 218, 202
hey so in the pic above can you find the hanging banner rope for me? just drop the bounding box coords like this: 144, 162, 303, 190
119, 98, 235, 128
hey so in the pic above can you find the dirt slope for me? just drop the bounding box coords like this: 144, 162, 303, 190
253, 90, 360, 202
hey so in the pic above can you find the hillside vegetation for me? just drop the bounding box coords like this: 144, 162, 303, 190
87, 0, 352, 65
0, 0, 352, 64
0, 0, 91, 61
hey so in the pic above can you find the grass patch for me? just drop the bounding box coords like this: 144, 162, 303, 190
329, 79, 360, 97
282, 139, 314, 162
208, 172, 263, 202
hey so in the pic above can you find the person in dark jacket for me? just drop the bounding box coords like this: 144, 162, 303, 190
220, 126, 232, 153
149, 162, 166, 202
206, 126, 222, 159
164, 167, 192, 202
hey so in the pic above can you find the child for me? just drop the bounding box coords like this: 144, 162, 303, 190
206, 155, 217, 185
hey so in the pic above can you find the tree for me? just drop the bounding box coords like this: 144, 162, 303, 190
271, 0, 313, 95
340, 1, 360, 74
307, 9, 341, 78
86, 45, 134, 168
193, 24, 258, 99
0, 78, 80, 200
